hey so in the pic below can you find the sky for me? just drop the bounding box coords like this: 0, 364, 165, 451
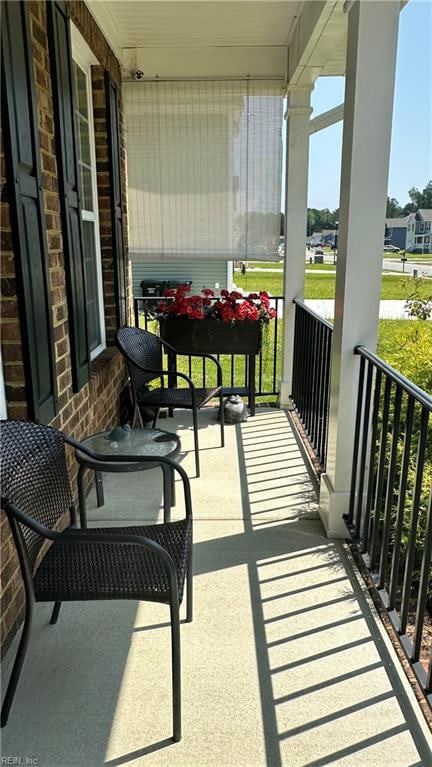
304, 0, 431, 211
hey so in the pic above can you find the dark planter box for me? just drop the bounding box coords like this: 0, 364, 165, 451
159, 317, 262, 355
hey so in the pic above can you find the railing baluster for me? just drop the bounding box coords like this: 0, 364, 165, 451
310, 317, 319, 448
369, 375, 392, 570
427, 648, 432, 695
272, 298, 279, 395
320, 327, 331, 469
378, 385, 402, 589
388, 395, 415, 611
362, 368, 382, 553
399, 406, 429, 636
348, 354, 366, 528
412, 486, 432, 663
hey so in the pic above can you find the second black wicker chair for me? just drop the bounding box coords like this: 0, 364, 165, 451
0, 419, 193, 742
116, 327, 225, 477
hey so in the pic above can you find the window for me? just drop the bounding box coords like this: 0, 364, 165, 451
71, 27, 105, 359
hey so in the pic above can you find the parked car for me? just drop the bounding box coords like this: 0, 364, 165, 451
383, 244, 400, 252
314, 248, 324, 255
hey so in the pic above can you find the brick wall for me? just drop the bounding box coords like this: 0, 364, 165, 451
0, 0, 131, 656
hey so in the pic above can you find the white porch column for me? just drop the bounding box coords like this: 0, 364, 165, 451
280, 85, 313, 406
319, 0, 400, 536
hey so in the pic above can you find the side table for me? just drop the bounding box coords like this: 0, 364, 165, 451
75, 427, 181, 527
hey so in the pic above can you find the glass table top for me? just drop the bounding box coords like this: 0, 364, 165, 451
77, 427, 179, 460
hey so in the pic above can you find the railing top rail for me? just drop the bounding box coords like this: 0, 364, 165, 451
293, 298, 334, 331
134, 295, 285, 301
355, 345, 432, 411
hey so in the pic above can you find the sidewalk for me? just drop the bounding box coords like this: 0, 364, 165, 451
304, 299, 414, 321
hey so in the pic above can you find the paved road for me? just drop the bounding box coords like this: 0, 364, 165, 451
382, 258, 432, 277
245, 254, 432, 278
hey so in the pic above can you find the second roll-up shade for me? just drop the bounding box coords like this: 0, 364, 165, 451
124, 80, 284, 262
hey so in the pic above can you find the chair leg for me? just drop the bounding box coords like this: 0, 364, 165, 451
219, 391, 225, 448
192, 407, 200, 478
170, 467, 176, 507
170, 599, 181, 742
162, 465, 171, 523
152, 407, 160, 429
1, 599, 34, 727
186, 549, 193, 624
77, 464, 88, 528
95, 471, 105, 508
50, 601, 62, 625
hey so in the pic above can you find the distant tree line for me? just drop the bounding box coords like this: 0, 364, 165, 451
280, 180, 432, 236
385, 180, 432, 217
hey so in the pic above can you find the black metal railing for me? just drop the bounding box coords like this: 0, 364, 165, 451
346, 346, 432, 701
132, 296, 284, 398
291, 299, 333, 470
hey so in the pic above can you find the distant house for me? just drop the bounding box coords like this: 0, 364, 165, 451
405, 213, 417, 252
322, 229, 336, 246
309, 231, 323, 246
384, 216, 410, 249
307, 229, 336, 248
410, 209, 432, 253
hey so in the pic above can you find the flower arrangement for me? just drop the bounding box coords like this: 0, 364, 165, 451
156, 285, 277, 324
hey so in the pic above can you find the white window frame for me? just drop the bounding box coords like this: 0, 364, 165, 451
71, 24, 106, 360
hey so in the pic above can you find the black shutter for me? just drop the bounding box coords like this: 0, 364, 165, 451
105, 73, 127, 328
47, 0, 90, 390
1, 1, 57, 423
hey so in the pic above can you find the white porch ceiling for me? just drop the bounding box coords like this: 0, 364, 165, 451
86, 0, 348, 82
87, 1, 302, 49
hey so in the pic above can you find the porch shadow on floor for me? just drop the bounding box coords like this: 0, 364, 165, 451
1, 409, 431, 766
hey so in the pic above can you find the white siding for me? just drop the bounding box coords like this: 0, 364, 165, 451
132, 260, 229, 296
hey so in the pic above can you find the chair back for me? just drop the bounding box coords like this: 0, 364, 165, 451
116, 327, 163, 395
0, 420, 73, 572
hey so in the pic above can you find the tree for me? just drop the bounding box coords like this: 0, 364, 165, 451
386, 197, 403, 218
402, 180, 432, 214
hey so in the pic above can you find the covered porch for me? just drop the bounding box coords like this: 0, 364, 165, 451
1, 0, 431, 762
2, 409, 430, 765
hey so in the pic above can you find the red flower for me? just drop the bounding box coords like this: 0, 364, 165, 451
155, 285, 276, 324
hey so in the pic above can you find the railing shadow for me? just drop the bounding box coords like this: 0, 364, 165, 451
228, 409, 431, 766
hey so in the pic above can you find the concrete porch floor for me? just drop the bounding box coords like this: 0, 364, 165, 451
2, 408, 431, 767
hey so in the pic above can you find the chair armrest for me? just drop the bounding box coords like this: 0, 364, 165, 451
64, 436, 193, 520
184, 352, 223, 387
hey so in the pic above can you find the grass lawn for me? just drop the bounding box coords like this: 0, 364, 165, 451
306, 263, 337, 271
235, 271, 432, 300
244, 260, 283, 270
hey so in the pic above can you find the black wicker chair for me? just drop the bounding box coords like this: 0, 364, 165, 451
116, 327, 225, 477
0, 419, 193, 742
